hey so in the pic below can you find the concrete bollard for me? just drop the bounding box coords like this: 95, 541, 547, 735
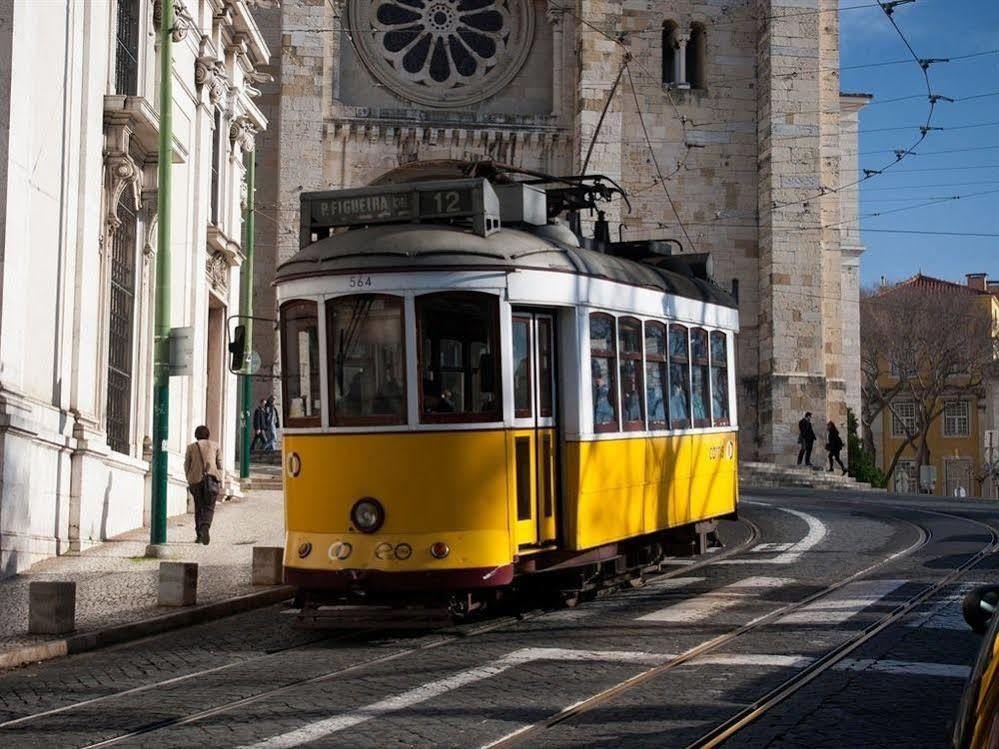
158, 562, 198, 606
252, 547, 284, 586
28, 581, 76, 635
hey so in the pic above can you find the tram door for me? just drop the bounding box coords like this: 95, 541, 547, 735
511, 311, 558, 547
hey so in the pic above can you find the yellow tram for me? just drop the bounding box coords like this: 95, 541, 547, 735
272, 165, 739, 614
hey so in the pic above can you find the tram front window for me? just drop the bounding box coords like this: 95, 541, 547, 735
417, 292, 501, 422
328, 295, 406, 425
281, 300, 321, 427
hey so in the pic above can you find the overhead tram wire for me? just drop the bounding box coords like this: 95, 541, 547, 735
625, 63, 697, 252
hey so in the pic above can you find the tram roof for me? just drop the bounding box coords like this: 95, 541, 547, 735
275, 223, 738, 309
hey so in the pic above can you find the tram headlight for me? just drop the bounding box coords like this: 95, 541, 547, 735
351, 497, 384, 534
430, 541, 450, 559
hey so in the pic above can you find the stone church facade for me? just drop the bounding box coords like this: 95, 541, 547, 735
0, 0, 268, 576
251, 0, 866, 462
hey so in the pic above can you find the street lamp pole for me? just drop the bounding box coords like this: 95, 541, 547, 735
150, 0, 173, 547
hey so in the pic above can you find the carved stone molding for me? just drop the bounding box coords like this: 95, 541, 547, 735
206, 250, 230, 294
154, 0, 194, 43
195, 56, 229, 106
229, 114, 257, 152
104, 126, 142, 235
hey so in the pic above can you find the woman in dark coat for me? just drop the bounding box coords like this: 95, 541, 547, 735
826, 421, 846, 474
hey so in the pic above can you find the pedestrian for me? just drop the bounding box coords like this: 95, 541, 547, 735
250, 398, 267, 451
184, 425, 223, 545
797, 411, 817, 467
261, 395, 279, 452
826, 421, 847, 475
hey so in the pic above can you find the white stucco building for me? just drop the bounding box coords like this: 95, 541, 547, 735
0, 0, 269, 576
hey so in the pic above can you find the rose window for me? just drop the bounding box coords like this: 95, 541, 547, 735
348, 0, 535, 108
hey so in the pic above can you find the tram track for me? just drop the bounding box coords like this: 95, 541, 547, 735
1, 518, 762, 746
488, 506, 998, 749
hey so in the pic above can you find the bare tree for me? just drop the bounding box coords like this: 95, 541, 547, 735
860, 282, 993, 491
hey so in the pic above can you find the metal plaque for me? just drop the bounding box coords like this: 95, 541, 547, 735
168, 326, 194, 377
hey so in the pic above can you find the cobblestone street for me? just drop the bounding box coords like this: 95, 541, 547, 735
1, 489, 996, 748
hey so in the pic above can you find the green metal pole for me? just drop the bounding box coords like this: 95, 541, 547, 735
239, 151, 255, 479
150, 0, 173, 547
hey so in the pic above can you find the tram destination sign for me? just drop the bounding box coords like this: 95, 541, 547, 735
301, 178, 500, 246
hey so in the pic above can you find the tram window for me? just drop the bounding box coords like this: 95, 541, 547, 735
327, 295, 406, 426
590, 313, 618, 432
645, 321, 668, 430
668, 324, 691, 429
280, 300, 321, 427
691, 328, 710, 428
513, 316, 532, 418
538, 317, 554, 418
619, 317, 645, 431
710, 331, 730, 426
417, 292, 501, 422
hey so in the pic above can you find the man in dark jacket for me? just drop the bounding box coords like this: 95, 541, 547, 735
797, 411, 817, 468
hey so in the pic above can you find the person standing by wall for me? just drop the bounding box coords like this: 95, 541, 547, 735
797, 411, 817, 468
184, 425, 223, 544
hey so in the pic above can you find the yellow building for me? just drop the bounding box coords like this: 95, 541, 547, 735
872, 273, 999, 498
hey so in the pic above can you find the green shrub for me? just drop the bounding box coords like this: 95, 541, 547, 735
847, 408, 886, 487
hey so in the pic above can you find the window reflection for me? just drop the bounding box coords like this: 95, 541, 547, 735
281, 300, 321, 427
590, 313, 617, 431
691, 328, 710, 427
328, 295, 406, 425
645, 322, 668, 429
619, 317, 644, 430
711, 331, 730, 426
669, 324, 690, 429
513, 317, 532, 418
418, 292, 500, 421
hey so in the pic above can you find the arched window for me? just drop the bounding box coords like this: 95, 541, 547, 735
106, 195, 137, 454
662, 21, 679, 87
686, 23, 706, 89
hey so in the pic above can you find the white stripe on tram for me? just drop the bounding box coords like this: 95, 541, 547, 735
636, 576, 793, 623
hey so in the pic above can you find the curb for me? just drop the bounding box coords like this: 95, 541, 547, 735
0, 584, 295, 671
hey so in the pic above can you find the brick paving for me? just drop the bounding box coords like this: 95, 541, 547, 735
0, 493, 994, 748
0, 482, 284, 656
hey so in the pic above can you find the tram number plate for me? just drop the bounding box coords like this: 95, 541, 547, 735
348, 275, 372, 288
419, 188, 473, 217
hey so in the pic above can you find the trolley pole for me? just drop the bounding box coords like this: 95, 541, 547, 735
238, 150, 255, 479
150, 0, 173, 548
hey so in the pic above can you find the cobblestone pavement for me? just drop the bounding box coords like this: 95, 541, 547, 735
0, 491, 997, 748
0, 485, 284, 654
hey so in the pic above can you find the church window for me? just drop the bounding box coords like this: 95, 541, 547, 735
662, 21, 679, 86
115, 0, 140, 95
349, 0, 535, 108
106, 195, 138, 454
686, 23, 706, 89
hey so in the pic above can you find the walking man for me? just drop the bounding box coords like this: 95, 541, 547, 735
250, 398, 267, 451
797, 411, 817, 468
826, 420, 847, 474
261, 395, 279, 452
184, 425, 223, 545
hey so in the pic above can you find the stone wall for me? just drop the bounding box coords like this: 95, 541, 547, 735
251, 0, 866, 464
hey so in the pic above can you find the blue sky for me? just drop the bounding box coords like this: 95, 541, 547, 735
839, 0, 999, 287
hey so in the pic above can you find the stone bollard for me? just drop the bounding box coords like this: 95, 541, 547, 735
28, 581, 76, 634
252, 547, 284, 586
158, 562, 198, 606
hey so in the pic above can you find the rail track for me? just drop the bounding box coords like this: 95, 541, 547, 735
3, 519, 763, 746
487, 505, 998, 748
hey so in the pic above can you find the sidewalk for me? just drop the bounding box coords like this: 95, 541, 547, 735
0, 482, 287, 666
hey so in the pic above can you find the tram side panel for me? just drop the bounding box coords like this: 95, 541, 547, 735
282, 431, 517, 589
563, 431, 738, 551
